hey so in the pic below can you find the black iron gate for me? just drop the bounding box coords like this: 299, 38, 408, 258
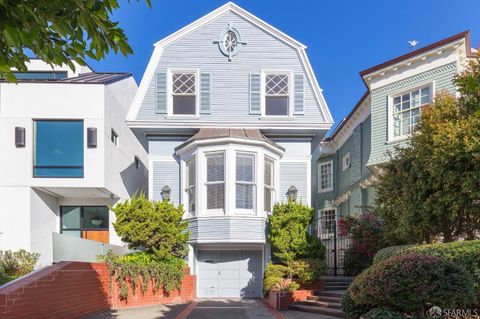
315, 213, 364, 276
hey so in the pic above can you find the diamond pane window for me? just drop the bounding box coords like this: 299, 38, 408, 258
392, 86, 431, 138
265, 74, 289, 116
172, 72, 196, 115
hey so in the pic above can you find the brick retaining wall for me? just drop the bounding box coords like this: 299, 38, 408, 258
0, 262, 196, 319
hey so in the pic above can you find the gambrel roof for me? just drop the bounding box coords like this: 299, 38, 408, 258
127, 2, 333, 124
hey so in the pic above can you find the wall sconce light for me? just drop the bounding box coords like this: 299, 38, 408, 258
161, 185, 171, 201
15, 127, 25, 147
287, 185, 298, 201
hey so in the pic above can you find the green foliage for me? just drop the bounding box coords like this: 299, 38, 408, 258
112, 193, 189, 260
375, 53, 480, 244
268, 200, 325, 264
0, 249, 39, 277
339, 212, 386, 275
341, 290, 370, 319
349, 254, 475, 316
373, 245, 415, 264
263, 263, 289, 294
289, 258, 326, 283
100, 251, 185, 301
363, 308, 404, 319
0, 0, 151, 82
373, 240, 480, 297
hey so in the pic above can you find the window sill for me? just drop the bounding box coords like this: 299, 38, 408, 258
385, 136, 409, 145
165, 115, 200, 120
318, 188, 333, 194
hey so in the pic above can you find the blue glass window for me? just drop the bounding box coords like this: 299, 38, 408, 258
34, 120, 84, 177
11, 71, 68, 80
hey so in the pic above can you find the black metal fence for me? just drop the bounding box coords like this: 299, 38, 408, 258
315, 213, 366, 276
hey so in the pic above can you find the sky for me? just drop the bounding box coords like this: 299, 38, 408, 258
87, 0, 480, 130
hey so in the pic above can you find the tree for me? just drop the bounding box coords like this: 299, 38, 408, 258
112, 193, 189, 259
267, 200, 325, 265
0, 0, 150, 82
375, 53, 480, 244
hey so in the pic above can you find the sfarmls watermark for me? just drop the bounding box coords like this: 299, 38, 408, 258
428, 306, 480, 318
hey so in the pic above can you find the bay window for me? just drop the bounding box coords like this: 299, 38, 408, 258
206, 153, 225, 210
392, 86, 431, 138
264, 157, 275, 212
236, 153, 255, 211
186, 157, 196, 214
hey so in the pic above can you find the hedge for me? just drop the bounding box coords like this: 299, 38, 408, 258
347, 254, 475, 315
373, 240, 480, 295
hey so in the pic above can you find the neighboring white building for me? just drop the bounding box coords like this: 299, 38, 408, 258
127, 2, 333, 298
0, 60, 148, 266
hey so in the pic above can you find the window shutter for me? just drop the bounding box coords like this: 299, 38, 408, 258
200, 73, 211, 114
294, 74, 304, 114
249, 73, 261, 115
156, 71, 167, 114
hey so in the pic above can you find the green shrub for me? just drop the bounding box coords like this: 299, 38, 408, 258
263, 263, 289, 294
363, 308, 404, 319
373, 245, 415, 264
0, 250, 39, 276
349, 254, 475, 315
112, 193, 189, 260
373, 240, 480, 297
100, 251, 185, 300
341, 290, 370, 319
289, 258, 326, 283
268, 200, 325, 264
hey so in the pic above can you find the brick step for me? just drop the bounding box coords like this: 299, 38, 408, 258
296, 299, 342, 310
308, 295, 343, 304
288, 304, 347, 318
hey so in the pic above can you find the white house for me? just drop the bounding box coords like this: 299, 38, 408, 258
0, 60, 148, 266
127, 2, 333, 298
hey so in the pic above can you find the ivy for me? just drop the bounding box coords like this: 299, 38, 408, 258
101, 251, 185, 301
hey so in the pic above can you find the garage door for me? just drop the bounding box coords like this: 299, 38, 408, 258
197, 250, 263, 298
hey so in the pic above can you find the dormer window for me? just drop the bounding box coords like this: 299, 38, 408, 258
265, 73, 289, 116
391, 85, 431, 139
172, 72, 196, 115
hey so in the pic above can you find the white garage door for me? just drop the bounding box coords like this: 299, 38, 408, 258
197, 250, 263, 298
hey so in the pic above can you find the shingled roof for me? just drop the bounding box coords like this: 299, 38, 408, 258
175, 128, 284, 152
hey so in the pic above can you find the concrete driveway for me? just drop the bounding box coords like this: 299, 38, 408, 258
181, 299, 278, 319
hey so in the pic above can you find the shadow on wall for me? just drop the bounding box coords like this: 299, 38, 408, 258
120, 160, 149, 197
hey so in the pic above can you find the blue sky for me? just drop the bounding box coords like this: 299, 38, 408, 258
88, 0, 480, 129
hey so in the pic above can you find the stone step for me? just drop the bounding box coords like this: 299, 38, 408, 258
324, 285, 350, 291
322, 276, 355, 282
296, 300, 342, 310
308, 295, 343, 304
288, 304, 347, 318
314, 290, 346, 298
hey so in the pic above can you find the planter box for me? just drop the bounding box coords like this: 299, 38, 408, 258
268, 280, 324, 310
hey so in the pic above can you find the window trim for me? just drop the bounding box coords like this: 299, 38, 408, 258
260, 70, 293, 118
235, 151, 256, 214
318, 160, 333, 193
342, 152, 350, 171
387, 82, 435, 142
167, 69, 200, 117
33, 119, 84, 178
205, 151, 226, 213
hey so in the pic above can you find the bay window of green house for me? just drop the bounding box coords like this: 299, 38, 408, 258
34, 120, 84, 177
61, 206, 109, 243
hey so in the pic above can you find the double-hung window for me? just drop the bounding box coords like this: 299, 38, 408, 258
318, 161, 333, 193
265, 73, 289, 116
34, 120, 84, 177
186, 157, 196, 214
206, 153, 225, 210
264, 157, 275, 212
392, 86, 431, 138
318, 209, 336, 235
172, 72, 196, 115
236, 153, 255, 211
